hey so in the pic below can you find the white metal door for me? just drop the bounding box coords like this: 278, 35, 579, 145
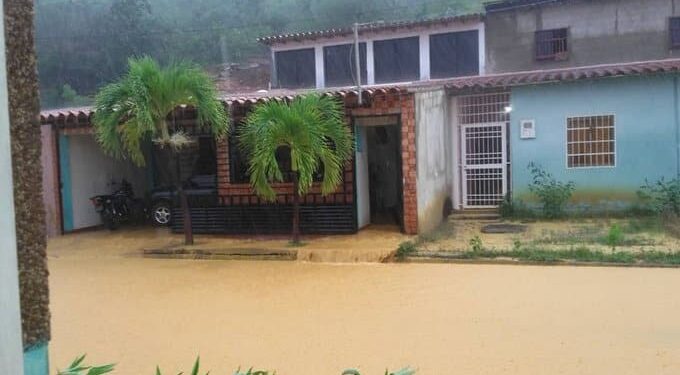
461, 123, 507, 208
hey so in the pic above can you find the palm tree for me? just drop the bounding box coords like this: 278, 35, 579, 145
93, 56, 229, 244
240, 95, 353, 243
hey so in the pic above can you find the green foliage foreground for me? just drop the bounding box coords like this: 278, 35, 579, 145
60, 356, 415, 375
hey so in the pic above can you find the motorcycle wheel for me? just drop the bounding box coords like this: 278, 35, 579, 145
100, 210, 120, 230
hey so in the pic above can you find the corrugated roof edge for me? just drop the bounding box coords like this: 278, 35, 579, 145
256, 13, 484, 45
40, 58, 680, 123
484, 0, 566, 12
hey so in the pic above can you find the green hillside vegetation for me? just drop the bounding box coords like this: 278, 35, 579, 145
36, 0, 484, 108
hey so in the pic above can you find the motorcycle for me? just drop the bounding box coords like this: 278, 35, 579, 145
89, 180, 147, 230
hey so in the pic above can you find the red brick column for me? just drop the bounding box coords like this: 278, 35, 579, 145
400, 96, 418, 234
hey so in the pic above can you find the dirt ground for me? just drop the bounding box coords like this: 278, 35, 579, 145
48, 224, 410, 263
417, 217, 680, 253
48, 231, 680, 374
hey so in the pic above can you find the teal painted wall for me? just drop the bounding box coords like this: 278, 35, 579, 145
58, 135, 73, 231
510, 75, 680, 209
23, 344, 48, 375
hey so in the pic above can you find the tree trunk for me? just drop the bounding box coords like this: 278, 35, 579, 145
175, 152, 193, 245
291, 172, 301, 244
180, 187, 193, 245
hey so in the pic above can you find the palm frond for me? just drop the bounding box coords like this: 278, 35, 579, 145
93, 56, 229, 166
239, 94, 353, 201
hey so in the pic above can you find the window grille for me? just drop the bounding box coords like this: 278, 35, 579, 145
567, 115, 615, 168
535, 28, 568, 61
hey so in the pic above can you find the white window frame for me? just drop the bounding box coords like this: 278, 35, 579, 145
565, 113, 617, 170
269, 21, 485, 88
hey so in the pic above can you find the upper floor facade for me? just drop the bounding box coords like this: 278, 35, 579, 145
259, 15, 485, 90
259, 0, 680, 90
485, 0, 680, 73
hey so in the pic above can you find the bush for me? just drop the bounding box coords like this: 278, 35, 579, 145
638, 177, 680, 216
604, 224, 624, 250
469, 236, 483, 252
527, 162, 575, 219
396, 241, 417, 259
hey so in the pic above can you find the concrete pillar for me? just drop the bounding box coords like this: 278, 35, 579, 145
0, 0, 25, 370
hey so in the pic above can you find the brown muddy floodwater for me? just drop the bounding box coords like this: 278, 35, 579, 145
49, 236, 680, 374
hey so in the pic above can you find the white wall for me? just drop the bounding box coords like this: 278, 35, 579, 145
355, 126, 370, 229
415, 89, 453, 233
271, 21, 485, 87
68, 134, 148, 229
0, 0, 24, 368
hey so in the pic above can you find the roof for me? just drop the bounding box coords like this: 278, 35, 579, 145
257, 14, 483, 45
484, 0, 566, 12
440, 58, 680, 90
39, 87, 409, 124
40, 58, 680, 124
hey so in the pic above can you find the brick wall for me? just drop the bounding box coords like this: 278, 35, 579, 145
349, 92, 418, 235
217, 91, 418, 235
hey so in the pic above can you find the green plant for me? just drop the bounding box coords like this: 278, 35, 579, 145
93, 56, 229, 166
638, 177, 680, 216
233, 367, 273, 375
499, 192, 514, 218
469, 235, 483, 252
512, 239, 523, 251
342, 368, 415, 375
604, 224, 624, 250
396, 241, 417, 259
527, 162, 575, 219
57, 355, 115, 375
240, 95, 353, 243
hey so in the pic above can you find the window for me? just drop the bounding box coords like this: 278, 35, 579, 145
274, 48, 316, 89
567, 115, 615, 168
535, 28, 568, 61
229, 132, 249, 184
373, 36, 420, 83
671, 17, 680, 48
429, 30, 479, 79
323, 43, 367, 87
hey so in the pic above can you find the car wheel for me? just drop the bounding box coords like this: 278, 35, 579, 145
151, 201, 172, 226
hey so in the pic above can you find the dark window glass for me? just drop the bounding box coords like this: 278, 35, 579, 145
535, 28, 568, 61
429, 30, 479, 79
373, 36, 420, 83
671, 17, 680, 48
274, 48, 316, 89
323, 43, 367, 87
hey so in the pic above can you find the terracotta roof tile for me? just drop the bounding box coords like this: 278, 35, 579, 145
257, 14, 483, 45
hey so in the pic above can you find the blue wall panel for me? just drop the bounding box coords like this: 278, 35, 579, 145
58, 134, 73, 231
510, 75, 680, 209
23, 343, 48, 375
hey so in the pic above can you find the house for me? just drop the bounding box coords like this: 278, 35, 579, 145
474, 0, 680, 212
40, 0, 680, 238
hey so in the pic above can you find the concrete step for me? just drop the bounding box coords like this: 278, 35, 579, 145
448, 209, 500, 221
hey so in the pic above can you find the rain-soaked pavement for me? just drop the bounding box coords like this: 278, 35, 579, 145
49, 228, 680, 374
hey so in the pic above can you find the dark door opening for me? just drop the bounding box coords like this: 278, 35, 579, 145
366, 125, 403, 228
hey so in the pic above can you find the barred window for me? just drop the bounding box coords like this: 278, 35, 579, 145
567, 115, 615, 168
535, 28, 568, 61
671, 17, 680, 48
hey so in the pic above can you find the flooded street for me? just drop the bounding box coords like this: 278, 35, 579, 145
49, 234, 680, 374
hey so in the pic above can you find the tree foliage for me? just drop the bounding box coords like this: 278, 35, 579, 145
239, 95, 353, 200
93, 56, 229, 166
36, 0, 483, 107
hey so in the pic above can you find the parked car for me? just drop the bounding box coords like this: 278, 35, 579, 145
149, 174, 217, 226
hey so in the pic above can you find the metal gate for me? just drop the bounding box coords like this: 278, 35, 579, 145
458, 92, 510, 208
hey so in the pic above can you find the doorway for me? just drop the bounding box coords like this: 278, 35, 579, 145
354, 115, 403, 231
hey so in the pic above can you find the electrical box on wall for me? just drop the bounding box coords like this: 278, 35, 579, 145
520, 119, 536, 139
